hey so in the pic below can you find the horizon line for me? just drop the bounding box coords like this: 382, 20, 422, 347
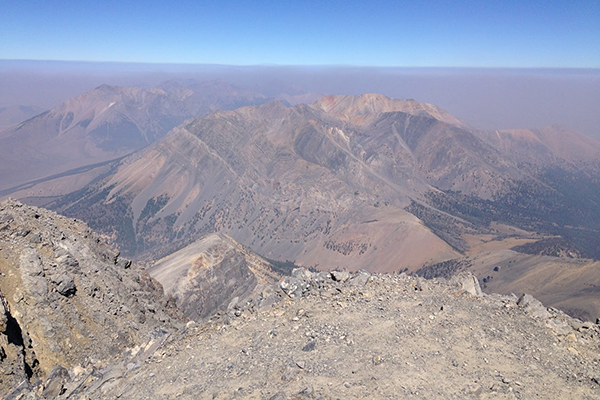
1, 59, 599, 72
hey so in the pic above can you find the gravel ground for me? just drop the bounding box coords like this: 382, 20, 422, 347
72, 270, 600, 400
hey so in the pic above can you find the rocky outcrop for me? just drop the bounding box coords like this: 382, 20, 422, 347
148, 233, 280, 321
0, 199, 183, 395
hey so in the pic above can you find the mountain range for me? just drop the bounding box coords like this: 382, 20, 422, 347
2, 85, 600, 397
3, 89, 600, 321
0, 80, 319, 195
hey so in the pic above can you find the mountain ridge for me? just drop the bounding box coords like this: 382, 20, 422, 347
0, 80, 313, 193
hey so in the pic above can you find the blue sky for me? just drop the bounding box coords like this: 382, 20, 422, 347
1, 0, 599, 67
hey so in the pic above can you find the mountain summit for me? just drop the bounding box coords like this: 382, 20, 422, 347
313, 94, 468, 127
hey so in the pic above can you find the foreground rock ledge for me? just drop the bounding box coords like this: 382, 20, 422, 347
0, 199, 183, 396
13, 267, 600, 399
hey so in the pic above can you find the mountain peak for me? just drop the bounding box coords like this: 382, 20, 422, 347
312, 94, 466, 126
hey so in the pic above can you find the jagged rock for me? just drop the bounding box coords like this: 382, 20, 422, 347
0, 199, 183, 394
114, 253, 132, 269
518, 293, 551, 319
348, 270, 370, 286
41, 364, 69, 398
546, 319, 573, 336
53, 274, 76, 297
54, 248, 79, 272
330, 270, 350, 283
280, 277, 309, 299
449, 271, 482, 297
0, 296, 7, 333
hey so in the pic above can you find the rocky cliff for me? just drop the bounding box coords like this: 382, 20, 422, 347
0, 200, 183, 395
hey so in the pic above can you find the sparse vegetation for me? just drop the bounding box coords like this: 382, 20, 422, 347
415, 258, 472, 280
263, 257, 303, 276
422, 167, 600, 259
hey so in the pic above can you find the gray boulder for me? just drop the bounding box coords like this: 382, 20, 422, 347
518, 293, 551, 319
449, 271, 482, 297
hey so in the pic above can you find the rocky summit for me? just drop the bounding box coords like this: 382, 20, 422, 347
74, 270, 600, 399
1, 202, 600, 399
0, 200, 183, 396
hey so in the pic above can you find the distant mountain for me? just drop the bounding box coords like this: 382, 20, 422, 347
52, 94, 494, 270
0, 80, 306, 193
0, 105, 47, 131
478, 125, 600, 167
46, 94, 537, 266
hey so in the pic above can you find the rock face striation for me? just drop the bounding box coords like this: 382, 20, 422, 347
148, 233, 280, 321
0, 200, 183, 395
8, 267, 600, 399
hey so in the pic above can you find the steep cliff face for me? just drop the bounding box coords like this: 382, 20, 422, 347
0, 200, 183, 394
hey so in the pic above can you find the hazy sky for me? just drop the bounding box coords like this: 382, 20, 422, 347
1, 0, 599, 67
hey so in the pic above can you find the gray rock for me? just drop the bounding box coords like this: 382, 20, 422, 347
0, 213, 13, 231
349, 271, 370, 286
330, 270, 350, 283
449, 272, 482, 297
302, 341, 316, 352
546, 319, 572, 336
295, 386, 315, 399
269, 391, 288, 400
280, 276, 309, 299
42, 364, 69, 398
114, 254, 132, 269
517, 294, 551, 319
0, 296, 8, 333
55, 274, 77, 297
54, 248, 80, 272
20, 250, 48, 300
29, 233, 42, 244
